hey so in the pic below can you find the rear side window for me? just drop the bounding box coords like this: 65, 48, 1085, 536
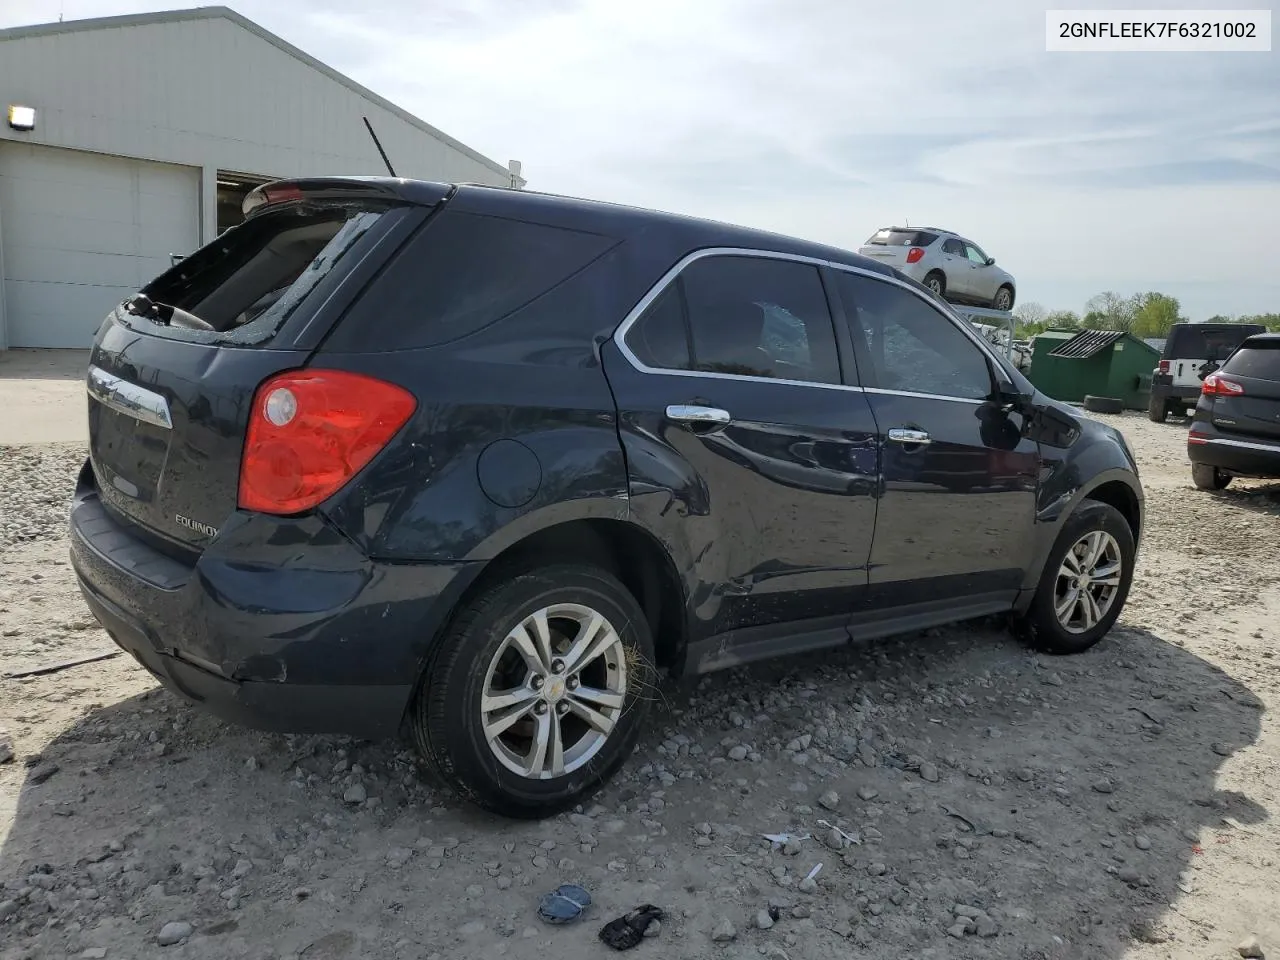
627, 286, 690, 369
864, 229, 938, 247
141, 206, 388, 343
625, 254, 842, 385
1223, 343, 1280, 379
336, 211, 616, 350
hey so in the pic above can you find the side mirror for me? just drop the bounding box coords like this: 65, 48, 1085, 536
991, 366, 1033, 410
985, 257, 996, 266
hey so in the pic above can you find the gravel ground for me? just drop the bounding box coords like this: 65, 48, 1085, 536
1, 413, 1277, 960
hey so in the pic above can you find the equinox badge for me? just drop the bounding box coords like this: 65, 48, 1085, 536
175, 514, 218, 537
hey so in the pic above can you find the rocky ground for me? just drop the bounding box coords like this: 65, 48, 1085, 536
1, 413, 1277, 960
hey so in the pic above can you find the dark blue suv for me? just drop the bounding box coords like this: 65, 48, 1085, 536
70, 178, 1143, 817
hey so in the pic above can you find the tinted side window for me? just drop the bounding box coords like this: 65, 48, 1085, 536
681, 256, 841, 384
837, 273, 992, 400
338, 210, 616, 349
942, 239, 965, 256
627, 285, 690, 369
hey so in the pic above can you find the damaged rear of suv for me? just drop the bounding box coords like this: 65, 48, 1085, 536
72, 177, 1143, 819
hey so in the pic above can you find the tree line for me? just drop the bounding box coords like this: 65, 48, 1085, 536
1012, 292, 1280, 340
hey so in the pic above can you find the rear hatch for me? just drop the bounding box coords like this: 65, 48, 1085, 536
1162, 324, 1265, 387
1204, 337, 1280, 441
85, 179, 439, 557
856, 228, 939, 268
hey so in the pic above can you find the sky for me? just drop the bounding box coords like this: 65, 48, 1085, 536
2, 0, 1279, 320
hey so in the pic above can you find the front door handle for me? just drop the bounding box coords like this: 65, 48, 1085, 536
666, 404, 731, 432
887, 427, 932, 446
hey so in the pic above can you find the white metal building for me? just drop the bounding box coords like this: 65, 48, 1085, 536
0, 6, 522, 350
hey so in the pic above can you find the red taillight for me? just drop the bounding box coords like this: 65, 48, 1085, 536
905, 247, 925, 264
238, 370, 417, 515
1201, 373, 1244, 397
1158, 360, 1170, 374
242, 183, 306, 217
1187, 431, 1208, 445
264, 184, 305, 206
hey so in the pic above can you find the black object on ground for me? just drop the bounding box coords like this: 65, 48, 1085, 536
2, 649, 120, 679
599, 905, 665, 950
1083, 395, 1125, 414
537, 884, 591, 924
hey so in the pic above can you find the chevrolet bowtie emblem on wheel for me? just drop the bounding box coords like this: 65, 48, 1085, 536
175, 514, 218, 537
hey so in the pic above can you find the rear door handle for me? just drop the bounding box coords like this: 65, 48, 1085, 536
887, 427, 931, 446
666, 404, 731, 432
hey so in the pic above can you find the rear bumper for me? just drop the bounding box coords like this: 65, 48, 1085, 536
1151, 376, 1200, 402
1188, 428, 1280, 477
69, 465, 481, 740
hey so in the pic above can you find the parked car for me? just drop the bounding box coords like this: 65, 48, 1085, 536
70, 178, 1142, 818
1149, 321, 1266, 422
1188, 332, 1280, 489
857, 227, 1016, 311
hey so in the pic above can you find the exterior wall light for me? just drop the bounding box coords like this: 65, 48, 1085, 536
8, 105, 36, 131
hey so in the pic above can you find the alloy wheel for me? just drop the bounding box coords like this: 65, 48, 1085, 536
480, 603, 628, 779
1053, 530, 1123, 634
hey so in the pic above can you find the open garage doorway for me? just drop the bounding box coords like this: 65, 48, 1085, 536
216, 171, 274, 235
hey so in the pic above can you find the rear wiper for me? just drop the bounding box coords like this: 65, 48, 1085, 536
126, 294, 215, 332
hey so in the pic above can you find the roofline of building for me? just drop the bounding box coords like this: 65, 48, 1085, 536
0, 5, 513, 180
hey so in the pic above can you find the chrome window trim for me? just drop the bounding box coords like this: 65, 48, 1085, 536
86, 365, 173, 430
1194, 435, 1280, 454
863, 387, 984, 406
611, 246, 1006, 399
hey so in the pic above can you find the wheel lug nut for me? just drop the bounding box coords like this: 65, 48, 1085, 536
531, 676, 544, 690
534, 702, 549, 715
551, 659, 565, 674
556, 702, 570, 715
567, 676, 580, 690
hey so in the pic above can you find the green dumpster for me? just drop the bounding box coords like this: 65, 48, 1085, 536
1027, 329, 1161, 411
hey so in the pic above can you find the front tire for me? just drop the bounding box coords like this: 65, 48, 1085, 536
1191, 462, 1231, 490
410, 564, 654, 818
1015, 501, 1135, 655
993, 285, 1014, 311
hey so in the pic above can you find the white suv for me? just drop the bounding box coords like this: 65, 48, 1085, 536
858, 227, 1016, 311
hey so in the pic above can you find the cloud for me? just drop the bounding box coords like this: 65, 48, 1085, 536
3, 0, 1277, 316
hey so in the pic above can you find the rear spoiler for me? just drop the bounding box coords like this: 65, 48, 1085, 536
243, 177, 454, 218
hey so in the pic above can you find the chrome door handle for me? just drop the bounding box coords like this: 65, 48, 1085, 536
666, 404, 731, 429
887, 427, 931, 446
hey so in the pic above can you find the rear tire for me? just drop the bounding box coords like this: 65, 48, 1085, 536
1191, 462, 1231, 491
1015, 500, 1135, 655
1083, 395, 1124, 415
409, 564, 655, 819
923, 271, 946, 298
1147, 395, 1168, 423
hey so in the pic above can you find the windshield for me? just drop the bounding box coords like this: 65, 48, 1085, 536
1223, 342, 1280, 379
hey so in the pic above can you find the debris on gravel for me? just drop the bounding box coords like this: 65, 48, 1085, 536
156, 921, 193, 946
2, 409, 1278, 960
711, 917, 737, 942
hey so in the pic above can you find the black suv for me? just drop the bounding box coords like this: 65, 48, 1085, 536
1188, 332, 1280, 489
70, 178, 1144, 817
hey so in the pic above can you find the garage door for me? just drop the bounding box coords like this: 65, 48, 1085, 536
0, 142, 200, 348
